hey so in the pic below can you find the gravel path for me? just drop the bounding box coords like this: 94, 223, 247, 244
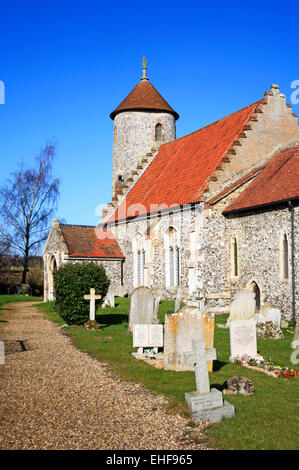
0, 302, 208, 450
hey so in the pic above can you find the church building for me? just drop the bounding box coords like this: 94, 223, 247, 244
44, 59, 299, 322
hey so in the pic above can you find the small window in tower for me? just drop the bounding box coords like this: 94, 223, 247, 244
155, 123, 162, 141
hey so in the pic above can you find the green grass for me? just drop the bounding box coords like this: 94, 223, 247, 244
30, 297, 299, 449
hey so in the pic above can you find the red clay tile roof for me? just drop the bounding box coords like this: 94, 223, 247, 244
60, 225, 124, 258
110, 80, 179, 120
206, 165, 266, 207
108, 99, 263, 222
223, 145, 299, 213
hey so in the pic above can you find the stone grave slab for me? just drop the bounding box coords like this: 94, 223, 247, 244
132, 324, 163, 356
129, 286, 156, 332
229, 318, 257, 361
184, 338, 235, 422
164, 307, 215, 372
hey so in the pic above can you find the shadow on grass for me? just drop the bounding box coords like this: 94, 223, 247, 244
96, 313, 128, 327
209, 383, 224, 392
213, 360, 229, 372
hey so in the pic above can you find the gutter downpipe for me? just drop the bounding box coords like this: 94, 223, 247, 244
288, 200, 296, 328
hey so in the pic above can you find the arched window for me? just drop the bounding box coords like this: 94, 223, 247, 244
166, 227, 180, 287
134, 233, 145, 287
249, 281, 261, 312
155, 123, 162, 141
283, 233, 289, 279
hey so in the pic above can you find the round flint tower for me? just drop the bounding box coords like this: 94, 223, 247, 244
110, 57, 179, 197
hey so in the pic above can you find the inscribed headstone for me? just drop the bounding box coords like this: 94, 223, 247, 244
229, 318, 257, 360
129, 286, 155, 332
133, 324, 163, 348
164, 307, 215, 372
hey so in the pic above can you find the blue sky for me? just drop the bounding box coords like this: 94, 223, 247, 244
0, 0, 298, 236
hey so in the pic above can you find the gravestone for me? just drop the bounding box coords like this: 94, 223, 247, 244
174, 292, 182, 312
229, 318, 257, 361
114, 285, 126, 297
132, 324, 163, 356
129, 286, 157, 333
255, 305, 281, 327
103, 287, 115, 308
291, 322, 299, 350
0, 340, 4, 365
227, 289, 256, 323
184, 338, 235, 422
83, 288, 101, 329
164, 307, 215, 372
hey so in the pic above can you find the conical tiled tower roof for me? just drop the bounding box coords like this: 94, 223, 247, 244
110, 63, 179, 120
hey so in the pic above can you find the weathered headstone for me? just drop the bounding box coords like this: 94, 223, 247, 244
174, 292, 182, 312
103, 287, 115, 308
0, 340, 4, 365
291, 322, 299, 350
229, 318, 257, 361
227, 289, 256, 323
83, 288, 101, 329
129, 286, 157, 333
164, 307, 215, 372
184, 338, 235, 422
114, 285, 126, 297
133, 324, 163, 356
255, 305, 281, 327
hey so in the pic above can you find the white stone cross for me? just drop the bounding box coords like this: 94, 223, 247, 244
84, 288, 101, 321
184, 338, 216, 395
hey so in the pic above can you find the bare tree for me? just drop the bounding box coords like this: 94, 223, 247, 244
0, 230, 11, 270
0, 143, 60, 283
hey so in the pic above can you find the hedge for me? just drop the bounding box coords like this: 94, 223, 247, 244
53, 263, 109, 325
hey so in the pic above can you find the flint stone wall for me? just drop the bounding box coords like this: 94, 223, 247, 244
112, 111, 176, 193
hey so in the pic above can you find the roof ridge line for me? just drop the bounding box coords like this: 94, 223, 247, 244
200, 99, 265, 201
60, 224, 96, 229
159, 98, 264, 150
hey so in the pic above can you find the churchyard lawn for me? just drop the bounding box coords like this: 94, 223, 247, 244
37, 297, 298, 450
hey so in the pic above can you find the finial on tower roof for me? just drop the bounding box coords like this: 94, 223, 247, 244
141, 56, 149, 81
